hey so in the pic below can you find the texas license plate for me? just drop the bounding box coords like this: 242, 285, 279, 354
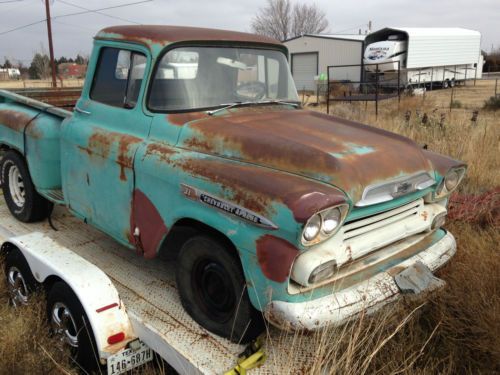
107, 340, 153, 375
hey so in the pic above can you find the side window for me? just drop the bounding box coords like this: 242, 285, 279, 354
90, 47, 146, 109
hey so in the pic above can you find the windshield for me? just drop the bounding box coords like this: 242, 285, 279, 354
148, 46, 299, 111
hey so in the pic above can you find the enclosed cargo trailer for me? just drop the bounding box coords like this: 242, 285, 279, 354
364, 27, 483, 88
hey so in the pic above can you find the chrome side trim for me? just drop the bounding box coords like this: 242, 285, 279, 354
180, 184, 278, 230
356, 172, 435, 207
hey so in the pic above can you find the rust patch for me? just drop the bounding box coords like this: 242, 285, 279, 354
130, 189, 168, 259
144, 142, 177, 164
167, 112, 209, 126
256, 234, 299, 283
421, 211, 428, 221
422, 149, 466, 176
96, 25, 282, 48
178, 157, 345, 222
81, 129, 142, 181
0, 109, 32, 132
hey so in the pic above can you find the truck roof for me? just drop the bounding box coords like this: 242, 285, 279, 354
95, 25, 283, 54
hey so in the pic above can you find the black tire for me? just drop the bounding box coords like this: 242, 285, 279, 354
176, 235, 264, 344
1, 150, 53, 222
47, 281, 101, 374
450, 78, 456, 87
4, 248, 38, 307
442, 80, 449, 89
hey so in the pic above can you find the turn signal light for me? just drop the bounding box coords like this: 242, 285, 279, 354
107, 332, 125, 345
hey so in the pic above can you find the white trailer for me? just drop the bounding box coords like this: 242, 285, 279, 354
0, 201, 319, 375
363, 27, 483, 88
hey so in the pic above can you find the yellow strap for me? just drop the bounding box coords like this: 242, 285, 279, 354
224, 337, 267, 375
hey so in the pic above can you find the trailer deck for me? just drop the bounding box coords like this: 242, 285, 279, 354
0, 200, 314, 374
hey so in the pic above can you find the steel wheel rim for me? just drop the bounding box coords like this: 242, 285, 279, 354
51, 302, 79, 348
7, 266, 29, 307
192, 258, 236, 323
8, 165, 25, 207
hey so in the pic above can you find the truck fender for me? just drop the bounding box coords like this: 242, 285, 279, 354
1, 232, 136, 361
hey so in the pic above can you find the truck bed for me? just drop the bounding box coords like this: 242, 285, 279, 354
0, 197, 314, 374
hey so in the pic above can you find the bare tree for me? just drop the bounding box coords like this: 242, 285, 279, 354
251, 0, 329, 41
292, 3, 329, 37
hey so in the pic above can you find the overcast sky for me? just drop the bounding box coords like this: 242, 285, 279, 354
1, 0, 499, 64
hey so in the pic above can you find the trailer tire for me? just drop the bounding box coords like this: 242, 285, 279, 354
47, 281, 100, 373
176, 235, 264, 344
450, 78, 456, 87
442, 80, 449, 89
1, 151, 53, 222
4, 247, 38, 307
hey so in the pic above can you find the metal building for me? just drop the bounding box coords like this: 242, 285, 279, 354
284, 34, 366, 91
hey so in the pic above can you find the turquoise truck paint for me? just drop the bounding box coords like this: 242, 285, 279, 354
0, 27, 465, 316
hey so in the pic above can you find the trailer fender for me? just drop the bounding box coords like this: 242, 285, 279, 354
1, 231, 136, 361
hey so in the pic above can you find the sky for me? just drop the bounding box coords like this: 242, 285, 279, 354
0, 0, 499, 65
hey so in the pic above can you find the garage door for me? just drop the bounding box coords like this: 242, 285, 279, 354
291, 53, 318, 91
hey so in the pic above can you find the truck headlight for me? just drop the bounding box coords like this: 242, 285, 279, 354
444, 169, 461, 191
303, 214, 321, 242
302, 204, 349, 246
428, 167, 466, 202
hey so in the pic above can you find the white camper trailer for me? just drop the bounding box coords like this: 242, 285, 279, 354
363, 28, 483, 88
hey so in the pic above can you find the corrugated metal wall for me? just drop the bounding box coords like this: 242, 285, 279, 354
285, 36, 363, 89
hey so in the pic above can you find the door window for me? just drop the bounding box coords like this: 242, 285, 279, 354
90, 47, 146, 109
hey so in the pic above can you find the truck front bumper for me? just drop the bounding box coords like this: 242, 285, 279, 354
264, 231, 456, 331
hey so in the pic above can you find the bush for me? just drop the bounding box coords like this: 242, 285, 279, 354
450, 100, 462, 108
483, 96, 500, 110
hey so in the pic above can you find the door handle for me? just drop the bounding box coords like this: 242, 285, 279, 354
75, 106, 91, 115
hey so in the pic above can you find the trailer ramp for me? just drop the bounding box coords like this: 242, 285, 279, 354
0, 201, 315, 374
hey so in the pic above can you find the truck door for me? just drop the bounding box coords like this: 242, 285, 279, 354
60, 45, 151, 245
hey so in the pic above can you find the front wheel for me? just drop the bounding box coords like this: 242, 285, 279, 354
47, 281, 101, 373
1, 150, 53, 222
176, 235, 264, 343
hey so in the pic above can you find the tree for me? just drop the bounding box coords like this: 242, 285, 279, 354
75, 54, 85, 65
2, 58, 13, 69
251, 0, 329, 41
29, 53, 51, 79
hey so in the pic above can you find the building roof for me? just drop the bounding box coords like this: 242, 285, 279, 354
95, 25, 283, 54
284, 34, 366, 43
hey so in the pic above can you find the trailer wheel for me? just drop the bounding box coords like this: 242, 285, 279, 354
442, 80, 449, 89
1, 151, 53, 222
176, 236, 264, 344
47, 281, 100, 373
4, 248, 38, 307
450, 78, 456, 87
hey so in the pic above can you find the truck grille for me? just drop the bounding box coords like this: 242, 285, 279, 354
340, 199, 427, 263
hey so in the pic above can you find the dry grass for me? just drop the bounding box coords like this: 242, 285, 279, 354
0, 82, 498, 374
0, 79, 83, 89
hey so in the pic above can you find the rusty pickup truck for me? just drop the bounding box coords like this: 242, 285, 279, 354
0, 26, 465, 347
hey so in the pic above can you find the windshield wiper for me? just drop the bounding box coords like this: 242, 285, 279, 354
206, 100, 300, 116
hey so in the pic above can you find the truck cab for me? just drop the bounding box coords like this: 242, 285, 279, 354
0, 25, 465, 349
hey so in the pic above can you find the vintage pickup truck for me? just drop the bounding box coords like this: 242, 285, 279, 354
0, 26, 465, 353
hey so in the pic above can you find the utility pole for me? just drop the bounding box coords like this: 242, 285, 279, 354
44, 0, 57, 88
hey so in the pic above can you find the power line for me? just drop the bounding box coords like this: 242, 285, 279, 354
0, 19, 45, 36
52, 0, 153, 21
57, 0, 141, 24
0, 0, 152, 36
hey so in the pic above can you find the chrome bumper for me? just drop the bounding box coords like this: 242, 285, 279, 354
264, 231, 456, 331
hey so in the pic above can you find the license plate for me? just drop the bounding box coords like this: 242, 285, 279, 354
107, 340, 153, 375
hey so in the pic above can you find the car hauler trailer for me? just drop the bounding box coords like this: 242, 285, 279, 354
363, 27, 483, 88
0, 201, 335, 374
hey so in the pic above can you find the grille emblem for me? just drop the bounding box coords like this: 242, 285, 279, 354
393, 181, 413, 197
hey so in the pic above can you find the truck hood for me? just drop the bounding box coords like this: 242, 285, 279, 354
176, 108, 433, 204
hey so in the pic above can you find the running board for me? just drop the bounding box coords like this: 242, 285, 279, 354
42, 189, 65, 204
